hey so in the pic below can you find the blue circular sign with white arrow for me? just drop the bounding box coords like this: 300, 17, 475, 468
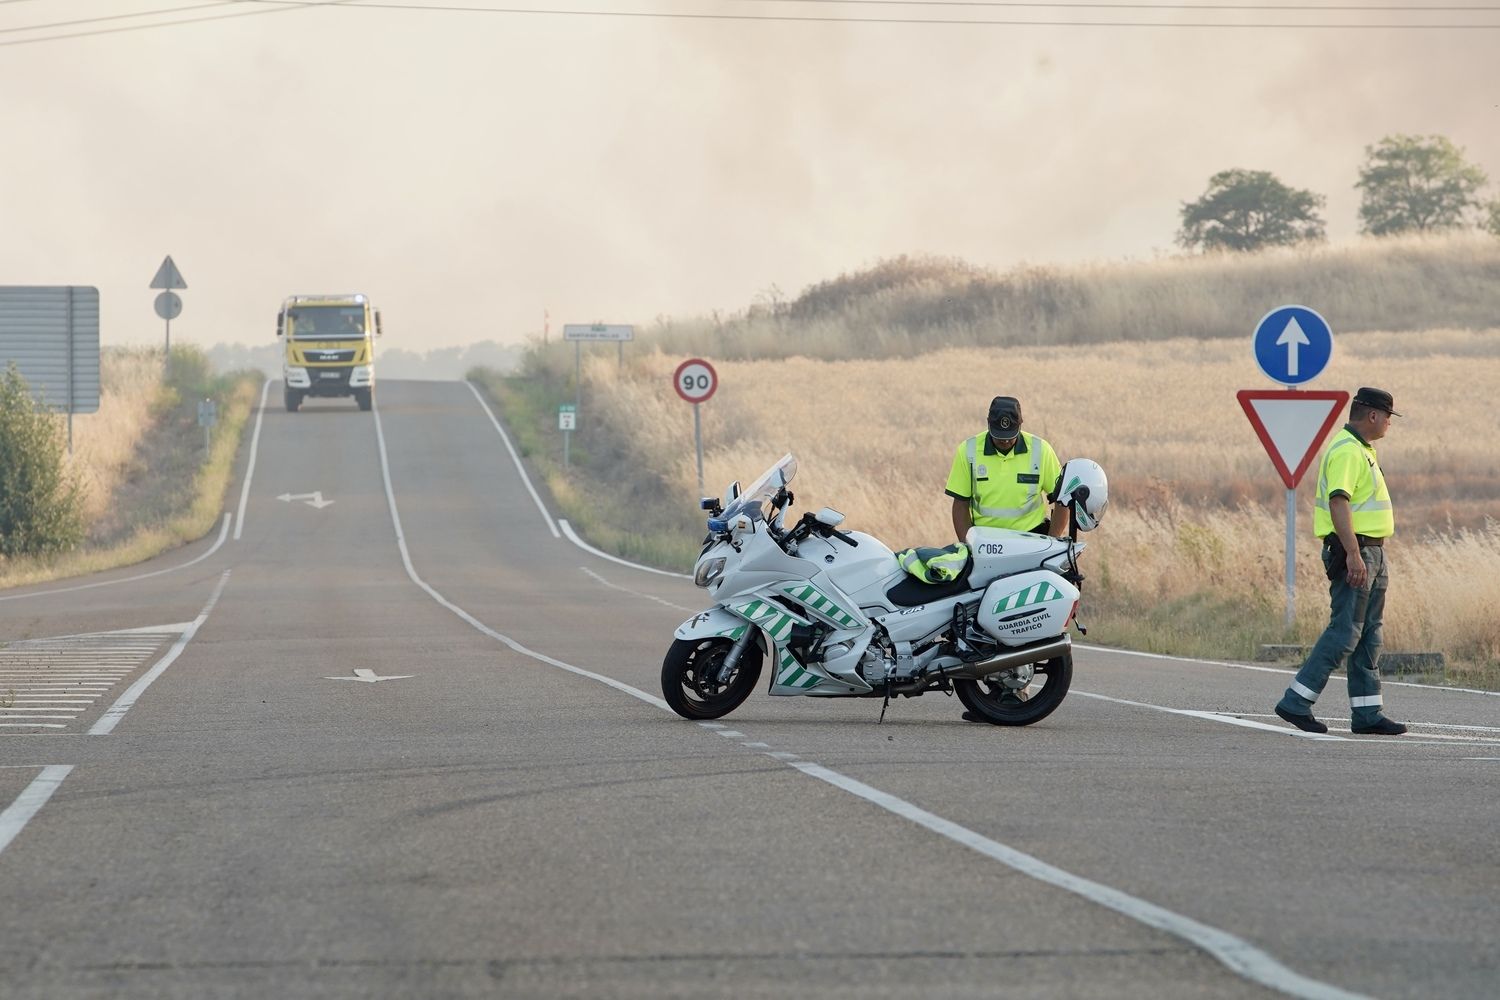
1252, 305, 1333, 386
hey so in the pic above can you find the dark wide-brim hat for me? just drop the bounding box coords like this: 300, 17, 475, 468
988, 396, 1023, 439
1353, 387, 1401, 417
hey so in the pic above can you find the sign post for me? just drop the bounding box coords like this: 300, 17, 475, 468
1245, 304, 1340, 630
197, 397, 217, 453
562, 323, 634, 436
673, 358, 718, 497
558, 403, 577, 467
150, 255, 187, 358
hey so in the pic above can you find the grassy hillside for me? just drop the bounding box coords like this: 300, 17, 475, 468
0, 346, 260, 589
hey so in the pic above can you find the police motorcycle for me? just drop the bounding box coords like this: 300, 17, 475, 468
661, 453, 1107, 725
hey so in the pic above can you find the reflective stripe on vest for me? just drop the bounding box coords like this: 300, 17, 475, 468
1313, 430, 1394, 537
966, 433, 1042, 522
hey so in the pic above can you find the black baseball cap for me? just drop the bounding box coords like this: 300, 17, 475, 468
1352, 387, 1401, 417
988, 396, 1022, 439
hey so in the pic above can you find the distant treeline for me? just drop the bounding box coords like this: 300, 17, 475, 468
203, 340, 522, 379
523, 232, 1500, 373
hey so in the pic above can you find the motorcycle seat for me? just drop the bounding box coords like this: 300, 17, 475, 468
884, 556, 974, 607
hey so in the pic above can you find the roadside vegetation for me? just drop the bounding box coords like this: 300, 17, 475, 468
474, 232, 1500, 688
0, 346, 259, 590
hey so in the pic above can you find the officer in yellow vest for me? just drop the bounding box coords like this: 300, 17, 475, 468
1275, 387, 1407, 737
945, 395, 1069, 542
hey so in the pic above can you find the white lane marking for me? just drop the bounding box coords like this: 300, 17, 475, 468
716, 730, 745, 739
0, 724, 65, 729
1073, 691, 1347, 740
0, 765, 72, 857
0, 514, 229, 604
89, 571, 231, 736
785, 759, 1367, 1000
560, 520, 692, 580
374, 408, 1366, 1000
1464, 757, 1500, 761
463, 379, 559, 538
44, 622, 194, 639
580, 567, 696, 612
234, 378, 272, 541
1077, 643, 1500, 699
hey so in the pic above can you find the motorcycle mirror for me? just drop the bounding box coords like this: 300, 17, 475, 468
725, 480, 742, 501
814, 507, 845, 529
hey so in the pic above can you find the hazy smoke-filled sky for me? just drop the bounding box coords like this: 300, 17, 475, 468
3, 1, 1497, 354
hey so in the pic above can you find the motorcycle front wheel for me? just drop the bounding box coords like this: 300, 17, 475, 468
661, 636, 763, 720
953, 652, 1072, 726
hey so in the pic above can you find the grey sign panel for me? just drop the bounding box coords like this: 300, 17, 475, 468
0, 286, 101, 413
563, 323, 634, 342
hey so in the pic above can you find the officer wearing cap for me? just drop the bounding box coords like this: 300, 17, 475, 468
945, 396, 1069, 542
1275, 387, 1408, 737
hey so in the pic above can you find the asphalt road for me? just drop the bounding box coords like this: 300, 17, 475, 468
1, 380, 1495, 1000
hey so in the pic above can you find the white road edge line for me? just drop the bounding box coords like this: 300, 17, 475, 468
1074, 691, 1348, 741
234, 378, 273, 541
372, 405, 1367, 1000
89, 571, 232, 736
561, 521, 693, 580
0, 765, 72, 858
463, 379, 559, 538
0, 514, 229, 604
1078, 643, 1500, 699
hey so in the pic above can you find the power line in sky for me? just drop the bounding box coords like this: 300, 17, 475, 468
3, 0, 1497, 48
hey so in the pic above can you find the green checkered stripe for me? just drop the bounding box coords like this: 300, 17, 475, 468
781, 584, 861, 629
775, 649, 822, 690
732, 598, 811, 642
991, 581, 1065, 614
715, 624, 749, 640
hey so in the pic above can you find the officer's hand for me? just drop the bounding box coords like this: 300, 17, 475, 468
1345, 550, 1368, 589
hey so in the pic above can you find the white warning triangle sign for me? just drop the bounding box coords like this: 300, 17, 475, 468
1237, 389, 1349, 489
150, 255, 187, 290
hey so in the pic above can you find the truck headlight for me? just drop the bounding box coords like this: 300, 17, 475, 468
694, 557, 726, 588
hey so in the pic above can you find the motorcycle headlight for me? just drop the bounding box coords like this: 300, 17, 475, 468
694, 556, 727, 588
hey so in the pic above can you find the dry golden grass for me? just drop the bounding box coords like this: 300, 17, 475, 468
582, 326, 1500, 673
64, 347, 166, 521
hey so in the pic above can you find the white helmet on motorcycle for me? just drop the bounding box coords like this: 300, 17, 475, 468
1054, 459, 1108, 531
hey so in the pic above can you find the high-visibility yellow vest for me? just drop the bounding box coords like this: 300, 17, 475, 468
1313, 426, 1394, 538
944, 431, 1062, 531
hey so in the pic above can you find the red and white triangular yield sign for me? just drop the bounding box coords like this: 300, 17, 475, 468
1237, 389, 1349, 490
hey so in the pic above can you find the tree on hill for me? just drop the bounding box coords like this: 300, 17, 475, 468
1485, 199, 1500, 238
0, 363, 85, 558
1355, 134, 1488, 236
1176, 169, 1326, 253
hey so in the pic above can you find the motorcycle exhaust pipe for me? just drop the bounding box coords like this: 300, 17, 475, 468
942, 636, 1072, 681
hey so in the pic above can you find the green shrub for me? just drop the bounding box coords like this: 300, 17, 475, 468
0, 363, 85, 558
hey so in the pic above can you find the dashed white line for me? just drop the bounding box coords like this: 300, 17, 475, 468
580, 566, 696, 612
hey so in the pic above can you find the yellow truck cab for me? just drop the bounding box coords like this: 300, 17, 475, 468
276, 294, 382, 412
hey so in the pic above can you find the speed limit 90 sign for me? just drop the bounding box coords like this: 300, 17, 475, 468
673, 358, 718, 403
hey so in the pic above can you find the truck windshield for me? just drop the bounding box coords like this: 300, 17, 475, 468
289, 306, 366, 340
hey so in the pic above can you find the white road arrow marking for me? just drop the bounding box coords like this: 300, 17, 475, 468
277, 491, 334, 509
1275, 316, 1310, 377
325, 669, 413, 683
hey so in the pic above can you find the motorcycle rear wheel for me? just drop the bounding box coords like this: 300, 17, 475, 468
661, 637, 764, 720
953, 652, 1072, 726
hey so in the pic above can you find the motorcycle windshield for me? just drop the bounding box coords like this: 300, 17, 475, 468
710, 453, 797, 532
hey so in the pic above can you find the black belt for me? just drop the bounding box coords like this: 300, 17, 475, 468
1324, 534, 1386, 548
